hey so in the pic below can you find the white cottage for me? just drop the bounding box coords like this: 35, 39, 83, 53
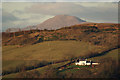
75, 59, 99, 66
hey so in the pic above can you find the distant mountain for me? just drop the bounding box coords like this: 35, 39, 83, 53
5, 28, 21, 32
36, 15, 86, 30
23, 25, 36, 30
5, 15, 86, 32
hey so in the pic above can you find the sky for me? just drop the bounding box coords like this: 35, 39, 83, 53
2, 2, 118, 31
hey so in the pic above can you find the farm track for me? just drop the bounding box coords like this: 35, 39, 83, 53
2, 46, 119, 76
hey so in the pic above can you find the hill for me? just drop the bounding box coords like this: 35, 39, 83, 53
2, 22, 119, 78
2, 23, 119, 49
2, 41, 103, 76
3, 45, 119, 78
22, 15, 86, 30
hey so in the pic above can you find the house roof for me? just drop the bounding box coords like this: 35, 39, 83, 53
86, 61, 91, 63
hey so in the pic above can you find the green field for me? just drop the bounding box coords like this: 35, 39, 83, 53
2, 40, 118, 78
3, 41, 104, 60
88, 49, 118, 61
3, 41, 105, 72
4, 48, 118, 78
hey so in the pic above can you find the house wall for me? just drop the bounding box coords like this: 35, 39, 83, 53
79, 61, 86, 65
75, 60, 99, 66
86, 63, 91, 65
92, 63, 99, 65
75, 61, 86, 65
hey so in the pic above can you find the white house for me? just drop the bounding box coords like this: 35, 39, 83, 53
75, 59, 99, 66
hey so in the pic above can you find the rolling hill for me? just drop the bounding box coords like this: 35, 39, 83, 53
3, 43, 119, 78
2, 40, 106, 76
2, 23, 119, 49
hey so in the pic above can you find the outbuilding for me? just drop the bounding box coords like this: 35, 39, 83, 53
75, 58, 99, 66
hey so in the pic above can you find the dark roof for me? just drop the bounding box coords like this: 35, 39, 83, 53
86, 61, 91, 63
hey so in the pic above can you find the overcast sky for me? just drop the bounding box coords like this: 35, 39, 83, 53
2, 2, 118, 31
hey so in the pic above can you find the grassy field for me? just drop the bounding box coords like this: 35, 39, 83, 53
3, 41, 105, 72
88, 48, 118, 61
3, 41, 104, 60
2, 45, 118, 78
3, 40, 118, 78
60, 48, 119, 73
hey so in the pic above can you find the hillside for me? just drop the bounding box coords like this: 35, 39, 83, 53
2, 41, 103, 60
2, 23, 119, 49
3, 46, 119, 78
2, 22, 119, 78
2, 41, 103, 75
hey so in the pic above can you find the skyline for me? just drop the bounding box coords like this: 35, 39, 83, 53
2, 2, 118, 31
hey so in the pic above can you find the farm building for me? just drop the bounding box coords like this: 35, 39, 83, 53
75, 59, 99, 66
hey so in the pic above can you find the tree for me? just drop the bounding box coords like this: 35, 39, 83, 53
6, 28, 11, 33
18, 28, 21, 32
13, 32, 16, 38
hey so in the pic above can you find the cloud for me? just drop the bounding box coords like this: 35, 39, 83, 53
2, 7, 53, 31
26, 2, 118, 22
26, 3, 84, 15
2, 2, 52, 31
2, 10, 19, 22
